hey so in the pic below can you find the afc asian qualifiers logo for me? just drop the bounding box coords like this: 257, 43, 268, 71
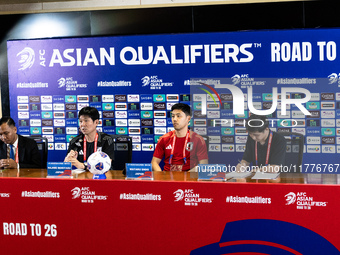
173, 189, 212, 206
173, 189, 184, 201
328, 73, 340, 87
71, 187, 81, 199
328, 73, 339, 84
57, 78, 66, 88
284, 192, 327, 210
17, 47, 35, 70
231, 74, 240, 85
190, 219, 340, 254
71, 187, 108, 203
285, 192, 296, 205
142, 76, 150, 86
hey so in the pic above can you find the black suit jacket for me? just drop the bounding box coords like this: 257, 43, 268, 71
0, 135, 41, 168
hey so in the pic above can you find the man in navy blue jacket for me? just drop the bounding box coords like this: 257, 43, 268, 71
0, 117, 41, 168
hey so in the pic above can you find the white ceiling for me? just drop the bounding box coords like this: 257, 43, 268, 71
0, 0, 305, 14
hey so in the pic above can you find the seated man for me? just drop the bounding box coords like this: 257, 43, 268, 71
236, 114, 286, 173
0, 117, 41, 168
64, 107, 115, 170
152, 103, 208, 171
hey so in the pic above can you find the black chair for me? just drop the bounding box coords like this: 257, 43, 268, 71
29, 136, 48, 168
110, 135, 132, 172
278, 132, 304, 173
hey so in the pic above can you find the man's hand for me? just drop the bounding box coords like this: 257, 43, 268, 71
236, 162, 247, 173
64, 150, 78, 162
64, 150, 85, 169
68, 157, 84, 169
0, 159, 17, 169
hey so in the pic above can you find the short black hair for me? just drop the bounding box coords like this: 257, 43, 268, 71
78, 107, 99, 121
171, 103, 191, 116
0, 117, 16, 127
246, 114, 269, 133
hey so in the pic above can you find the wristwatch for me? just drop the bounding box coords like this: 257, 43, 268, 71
83, 163, 88, 171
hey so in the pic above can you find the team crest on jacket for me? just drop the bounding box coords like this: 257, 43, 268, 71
186, 142, 193, 151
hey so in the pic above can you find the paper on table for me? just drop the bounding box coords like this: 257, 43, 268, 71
225, 171, 253, 179
251, 172, 280, 180
72, 169, 86, 175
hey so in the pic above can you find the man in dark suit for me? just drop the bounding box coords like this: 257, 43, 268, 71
0, 117, 41, 169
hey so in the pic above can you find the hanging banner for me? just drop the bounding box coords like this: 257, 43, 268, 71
0, 177, 339, 254
7, 28, 340, 169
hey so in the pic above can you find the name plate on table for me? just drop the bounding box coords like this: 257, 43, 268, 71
126, 163, 153, 180
47, 162, 72, 178
197, 164, 226, 181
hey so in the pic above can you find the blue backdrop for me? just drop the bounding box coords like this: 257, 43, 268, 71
7, 28, 340, 172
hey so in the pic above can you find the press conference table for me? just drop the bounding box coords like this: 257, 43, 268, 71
0, 168, 340, 255
1, 167, 340, 185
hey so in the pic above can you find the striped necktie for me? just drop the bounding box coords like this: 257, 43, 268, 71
7, 145, 10, 159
